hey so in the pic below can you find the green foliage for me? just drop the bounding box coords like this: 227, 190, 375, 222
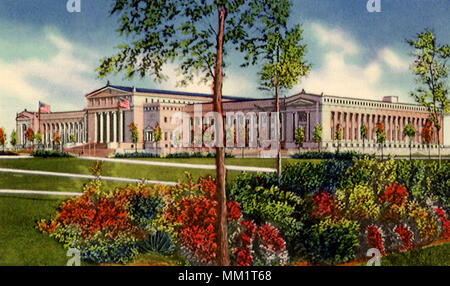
69, 134, 75, 143
128, 196, 166, 227
281, 159, 353, 196
229, 172, 305, 243
407, 29, 450, 134
313, 124, 322, 144
154, 124, 162, 142
294, 126, 305, 148
35, 131, 42, 144
340, 159, 397, 195
360, 124, 368, 140
397, 160, 450, 208
403, 123, 416, 139
10, 129, 17, 147
336, 185, 380, 220
31, 150, 74, 158
291, 151, 372, 160
301, 219, 359, 265
138, 230, 175, 256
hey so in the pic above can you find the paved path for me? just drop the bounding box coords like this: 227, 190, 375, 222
0, 189, 82, 197
78, 156, 277, 173
0, 167, 178, 186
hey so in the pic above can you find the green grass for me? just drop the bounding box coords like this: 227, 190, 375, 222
0, 157, 311, 188
0, 173, 130, 193
378, 242, 450, 266
0, 195, 92, 266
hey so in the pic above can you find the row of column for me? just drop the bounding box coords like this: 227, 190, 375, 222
94, 111, 125, 144
41, 120, 86, 146
330, 111, 440, 144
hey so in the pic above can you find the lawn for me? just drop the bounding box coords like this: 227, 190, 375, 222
2, 194, 448, 266
0, 195, 93, 266
0, 157, 310, 189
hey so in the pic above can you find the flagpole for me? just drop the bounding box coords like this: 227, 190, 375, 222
38, 101, 41, 133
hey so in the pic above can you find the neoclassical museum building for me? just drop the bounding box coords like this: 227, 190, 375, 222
15, 84, 450, 156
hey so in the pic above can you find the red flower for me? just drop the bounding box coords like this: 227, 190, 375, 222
379, 183, 408, 206
395, 224, 413, 250
257, 224, 286, 252
367, 225, 384, 254
434, 208, 450, 239
312, 190, 336, 218
227, 200, 242, 221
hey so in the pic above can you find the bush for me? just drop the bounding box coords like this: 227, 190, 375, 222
340, 159, 397, 195
301, 219, 359, 265
31, 149, 74, 158
229, 172, 306, 244
281, 159, 353, 197
138, 230, 175, 256
114, 151, 234, 159
291, 151, 372, 160
128, 196, 166, 228
336, 185, 380, 220
0, 150, 19, 156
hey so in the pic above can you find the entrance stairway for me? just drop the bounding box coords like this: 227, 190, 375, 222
64, 143, 114, 158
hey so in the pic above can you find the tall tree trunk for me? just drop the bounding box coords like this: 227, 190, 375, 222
275, 73, 281, 186
409, 138, 412, 161
213, 5, 229, 266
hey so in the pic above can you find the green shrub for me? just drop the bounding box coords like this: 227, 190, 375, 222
114, 151, 234, 159
128, 196, 166, 228
291, 151, 373, 160
229, 172, 306, 244
301, 219, 359, 265
340, 159, 397, 195
138, 230, 175, 256
31, 150, 74, 158
336, 185, 380, 220
281, 159, 353, 196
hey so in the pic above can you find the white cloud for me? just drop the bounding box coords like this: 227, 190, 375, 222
155, 62, 256, 97
311, 22, 359, 55
379, 48, 410, 72
299, 22, 406, 101
0, 31, 99, 138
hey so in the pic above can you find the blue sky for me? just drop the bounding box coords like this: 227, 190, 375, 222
0, 0, 449, 136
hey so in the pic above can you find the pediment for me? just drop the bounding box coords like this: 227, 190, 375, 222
86, 87, 129, 99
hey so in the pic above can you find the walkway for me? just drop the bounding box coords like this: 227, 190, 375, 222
78, 156, 277, 173
0, 189, 82, 197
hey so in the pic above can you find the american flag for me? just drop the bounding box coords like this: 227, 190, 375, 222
39, 102, 50, 113
118, 97, 130, 109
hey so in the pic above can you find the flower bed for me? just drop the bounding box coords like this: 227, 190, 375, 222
37, 158, 449, 265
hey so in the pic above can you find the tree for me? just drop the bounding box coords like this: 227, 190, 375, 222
35, 131, 42, 149
422, 118, 433, 159
295, 126, 305, 150
376, 122, 386, 160
407, 29, 450, 164
360, 124, 368, 153
25, 128, 35, 149
253, 0, 311, 182
154, 124, 162, 150
0, 128, 6, 152
335, 123, 342, 153
10, 130, 17, 150
313, 123, 322, 152
53, 132, 61, 147
129, 123, 139, 153
69, 134, 75, 144
97, 0, 268, 266
403, 123, 416, 161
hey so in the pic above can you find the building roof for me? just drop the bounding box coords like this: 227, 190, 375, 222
86, 84, 253, 102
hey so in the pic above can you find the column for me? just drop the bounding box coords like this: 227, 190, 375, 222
94, 113, 98, 143
119, 110, 124, 143
113, 112, 117, 143
99, 112, 104, 143
106, 112, 111, 143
